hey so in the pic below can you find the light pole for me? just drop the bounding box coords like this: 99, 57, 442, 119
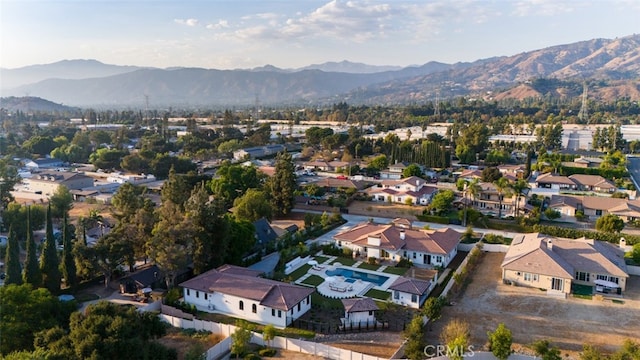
463, 183, 468, 227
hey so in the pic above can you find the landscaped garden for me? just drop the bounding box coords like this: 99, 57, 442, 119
287, 264, 312, 281
357, 262, 381, 271
382, 266, 409, 275
364, 288, 391, 301
330, 256, 356, 266
302, 275, 325, 287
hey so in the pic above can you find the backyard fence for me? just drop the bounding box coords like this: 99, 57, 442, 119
284, 255, 312, 275
159, 314, 387, 360
458, 243, 509, 252
290, 318, 397, 334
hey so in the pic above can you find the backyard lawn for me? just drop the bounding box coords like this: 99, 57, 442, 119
364, 288, 391, 301
330, 257, 356, 266
314, 255, 331, 264
302, 275, 325, 287
357, 262, 381, 271
288, 264, 312, 281
382, 266, 409, 275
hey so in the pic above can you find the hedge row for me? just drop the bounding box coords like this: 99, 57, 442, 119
533, 224, 638, 245
415, 214, 450, 224
559, 166, 628, 180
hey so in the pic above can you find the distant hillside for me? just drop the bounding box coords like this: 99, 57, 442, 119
345, 34, 640, 104
0, 59, 144, 90
1, 34, 639, 108
0, 96, 80, 112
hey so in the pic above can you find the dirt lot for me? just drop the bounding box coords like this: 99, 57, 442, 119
347, 200, 423, 220
426, 252, 640, 355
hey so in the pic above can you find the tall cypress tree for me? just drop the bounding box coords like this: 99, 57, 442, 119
268, 151, 297, 217
61, 213, 77, 291
4, 225, 23, 285
23, 206, 42, 286
40, 205, 61, 293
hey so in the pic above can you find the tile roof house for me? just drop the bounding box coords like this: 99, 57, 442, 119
341, 297, 379, 326
501, 233, 628, 297
535, 173, 616, 193
367, 176, 437, 205
548, 195, 640, 222
179, 264, 314, 328
388, 276, 435, 308
472, 181, 527, 218
334, 218, 461, 267
380, 161, 410, 180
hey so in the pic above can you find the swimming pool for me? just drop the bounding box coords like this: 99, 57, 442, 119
325, 268, 390, 286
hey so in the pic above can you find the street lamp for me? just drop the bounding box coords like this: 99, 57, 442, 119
463, 183, 468, 227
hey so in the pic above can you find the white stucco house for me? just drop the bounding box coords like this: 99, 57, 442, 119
366, 176, 437, 205
179, 265, 314, 328
388, 276, 435, 309
334, 218, 461, 267
341, 297, 379, 327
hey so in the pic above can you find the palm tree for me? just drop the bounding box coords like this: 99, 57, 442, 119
463, 178, 481, 226
510, 179, 531, 217
494, 177, 512, 218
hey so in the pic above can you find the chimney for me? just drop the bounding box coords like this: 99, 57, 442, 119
547, 239, 553, 251
620, 237, 626, 249
400, 229, 406, 241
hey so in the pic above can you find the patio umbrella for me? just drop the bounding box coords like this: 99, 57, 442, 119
307, 260, 318, 266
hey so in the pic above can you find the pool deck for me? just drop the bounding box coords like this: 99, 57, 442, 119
296, 256, 400, 299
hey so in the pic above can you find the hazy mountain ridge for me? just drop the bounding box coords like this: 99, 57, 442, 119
1, 34, 639, 108
0, 96, 80, 112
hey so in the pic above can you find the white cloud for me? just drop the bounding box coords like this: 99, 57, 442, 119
206, 20, 229, 30
511, 0, 578, 17
174, 18, 199, 27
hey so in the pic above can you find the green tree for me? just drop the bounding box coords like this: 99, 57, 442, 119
2, 203, 46, 241
0, 284, 75, 355
402, 164, 423, 178
482, 167, 502, 182
161, 166, 192, 210
510, 179, 530, 217
494, 177, 512, 219
422, 296, 445, 330
268, 151, 297, 217
544, 208, 561, 220
40, 205, 61, 293
487, 323, 512, 360
224, 216, 256, 265
0, 157, 20, 209
367, 154, 389, 171
209, 162, 265, 207
49, 185, 73, 219
4, 225, 23, 285
630, 243, 640, 265
580, 344, 604, 360
439, 319, 470, 360
596, 213, 624, 233
61, 214, 78, 291
23, 207, 42, 287
231, 320, 253, 359
233, 188, 272, 222
111, 182, 146, 221
263, 324, 276, 350
531, 339, 562, 360
89, 148, 128, 170
430, 189, 455, 215
402, 315, 425, 360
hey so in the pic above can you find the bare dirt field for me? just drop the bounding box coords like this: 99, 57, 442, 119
426, 252, 640, 355
347, 200, 423, 220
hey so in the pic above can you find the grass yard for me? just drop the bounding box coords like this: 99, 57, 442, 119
382, 266, 409, 275
314, 255, 330, 264
364, 288, 391, 301
357, 262, 381, 271
288, 264, 312, 281
572, 283, 593, 296
302, 275, 325, 287
330, 257, 356, 266
311, 291, 344, 311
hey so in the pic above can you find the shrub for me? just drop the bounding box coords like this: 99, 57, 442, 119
244, 353, 261, 360
397, 258, 413, 268
367, 257, 377, 265
258, 348, 277, 357
342, 247, 353, 257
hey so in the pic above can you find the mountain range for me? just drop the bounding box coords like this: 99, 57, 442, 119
1, 34, 639, 109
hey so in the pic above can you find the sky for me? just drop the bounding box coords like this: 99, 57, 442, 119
1, 0, 638, 70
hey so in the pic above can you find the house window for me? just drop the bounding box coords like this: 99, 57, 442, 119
278, 310, 282, 318
533, 274, 539, 281
596, 210, 603, 216
272, 309, 276, 316
239, 301, 244, 310
551, 278, 563, 291
413, 252, 416, 259
436, 256, 442, 263
298, 303, 301, 312
196, 291, 199, 298
394, 291, 399, 300
524, 273, 532, 281
186, 289, 190, 296
576, 272, 590, 282
338, 241, 342, 247
411, 294, 418, 303
252, 304, 257, 313
369, 311, 373, 315
403, 251, 407, 258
